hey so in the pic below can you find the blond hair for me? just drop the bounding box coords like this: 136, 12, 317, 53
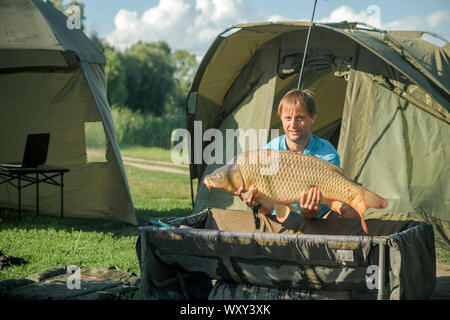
277, 89, 317, 117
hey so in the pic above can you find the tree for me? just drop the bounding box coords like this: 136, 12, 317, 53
104, 48, 128, 107
172, 49, 197, 87
89, 32, 106, 53
85, 32, 199, 117
123, 41, 176, 116
167, 49, 198, 113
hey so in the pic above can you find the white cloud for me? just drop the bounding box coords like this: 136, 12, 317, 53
105, 0, 268, 55
383, 11, 450, 32
267, 14, 285, 22
383, 16, 424, 30
320, 5, 382, 28
106, 0, 196, 52
320, 5, 450, 42
426, 10, 450, 27
105, 2, 449, 56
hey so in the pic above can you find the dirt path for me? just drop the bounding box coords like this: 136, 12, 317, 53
122, 156, 189, 175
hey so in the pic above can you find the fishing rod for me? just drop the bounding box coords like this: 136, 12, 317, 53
297, 0, 318, 89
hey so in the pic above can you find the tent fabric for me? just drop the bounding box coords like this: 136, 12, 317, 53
0, 0, 104, 64
385, 31, 450, 97
193, 37, 279, 213
190, 23, 449, 122
32, 0, 105, 64
0, 0, 136, 225
328, 27, 450, 123
80, 61, 135, 224
187, 22, 450, 248
339, 66, 449, 248
0, 0, 62, 51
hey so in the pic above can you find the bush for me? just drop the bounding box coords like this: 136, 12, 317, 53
111, 106, 185, 148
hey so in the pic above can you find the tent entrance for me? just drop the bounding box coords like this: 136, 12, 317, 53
192, 51, 350, 213
269, 61, 349, 150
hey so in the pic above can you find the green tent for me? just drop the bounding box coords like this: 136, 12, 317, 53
0, 0, 136, 225
186, 22, 450, 248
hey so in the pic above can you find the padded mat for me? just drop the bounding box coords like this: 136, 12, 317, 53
204, 208, 410, 236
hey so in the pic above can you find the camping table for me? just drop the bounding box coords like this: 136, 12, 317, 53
0, 165, 69, 220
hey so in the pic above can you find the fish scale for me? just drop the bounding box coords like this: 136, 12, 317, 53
235, 150, 357, 204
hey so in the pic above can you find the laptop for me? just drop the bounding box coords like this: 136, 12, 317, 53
1, 133, 50, 168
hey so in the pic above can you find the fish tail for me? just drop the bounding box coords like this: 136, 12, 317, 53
352, 190, 388, 234
361, 189, 388, 210
349, 200, 369, 233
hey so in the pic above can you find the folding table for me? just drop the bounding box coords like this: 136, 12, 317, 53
0, 165, 69, 220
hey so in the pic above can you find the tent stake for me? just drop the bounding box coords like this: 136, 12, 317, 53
297, 0, 318, 89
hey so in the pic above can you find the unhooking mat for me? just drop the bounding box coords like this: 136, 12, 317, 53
0, 265, 140, 300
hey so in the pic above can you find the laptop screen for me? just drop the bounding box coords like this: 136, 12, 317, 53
22, 133, 50, 167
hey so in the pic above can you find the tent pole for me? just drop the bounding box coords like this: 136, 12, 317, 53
190, 177, 195, 210
297, 0, 318, 89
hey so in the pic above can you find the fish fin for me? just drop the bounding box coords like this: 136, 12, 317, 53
350, 190, 388, 234
323, 198, 369, 234
322, 198, 345, 215
287, 204, 297, 212
274, 204, 291, 223
350, 206, 369, 234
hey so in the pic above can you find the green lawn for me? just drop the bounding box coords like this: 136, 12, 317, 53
120, 145, 181, 162
0, 211, 140, 280
0, 146, 195, 282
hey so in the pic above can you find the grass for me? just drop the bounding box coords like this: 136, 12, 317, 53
120, 145, 176, 162
0, 146, 195, 283
436, 248, 450, 265
0, 211, 139, 280
111, 107, 185, 148
126, 166, 193, 200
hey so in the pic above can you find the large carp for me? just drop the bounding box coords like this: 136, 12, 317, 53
203, 149, 388, 233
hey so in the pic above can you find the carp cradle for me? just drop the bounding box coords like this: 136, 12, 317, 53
136, 208, 435, 300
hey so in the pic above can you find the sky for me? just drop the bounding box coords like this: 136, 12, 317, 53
78, 0, 450, 57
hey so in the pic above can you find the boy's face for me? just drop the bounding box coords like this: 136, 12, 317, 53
280, 104, 316, 144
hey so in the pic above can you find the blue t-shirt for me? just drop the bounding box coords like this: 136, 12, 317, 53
263, 133, 340, 218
